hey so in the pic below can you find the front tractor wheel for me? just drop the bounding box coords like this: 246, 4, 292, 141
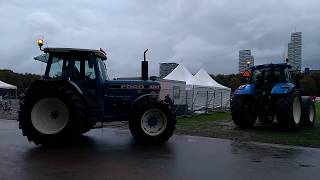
276, 94, 302, 130
231, 96, 257, 128
301, 96, 316, 127
18, 83, 88, 146
141, 109, 168, 136
129, 99, 176, 144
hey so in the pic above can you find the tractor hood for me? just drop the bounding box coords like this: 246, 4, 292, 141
271, 83, 295, 94
234, 84, 256, 95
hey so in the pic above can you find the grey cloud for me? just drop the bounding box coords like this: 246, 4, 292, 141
0, 0, 320, 78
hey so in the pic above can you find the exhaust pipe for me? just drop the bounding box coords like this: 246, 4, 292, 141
141, 49, 148, 81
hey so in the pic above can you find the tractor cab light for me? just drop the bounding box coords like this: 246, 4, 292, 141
100, 48, 106, 55
37, 39, 44, 50
99, 48, 107, 59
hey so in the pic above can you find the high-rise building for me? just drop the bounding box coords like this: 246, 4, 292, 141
239, 50, 254, 73
287, 32, 302, 70
159, 63, 179, 78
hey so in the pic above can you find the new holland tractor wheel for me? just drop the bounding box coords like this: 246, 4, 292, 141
301, 96, 316, 127
231, 96, 257, 128
129, 98, 176, 144
18, 83, 88, 146
276, 93, 303, 130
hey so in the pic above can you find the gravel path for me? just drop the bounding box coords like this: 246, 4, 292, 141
0, 99, 19, 120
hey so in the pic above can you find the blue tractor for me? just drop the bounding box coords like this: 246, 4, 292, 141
18, 41, 176, 146
231, 63, 316, 129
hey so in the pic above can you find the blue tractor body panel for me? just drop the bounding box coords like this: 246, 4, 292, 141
106, 79, 160, 101
271, 83, 295, 95
234, 84, 256, 96
102, 79, 160, 120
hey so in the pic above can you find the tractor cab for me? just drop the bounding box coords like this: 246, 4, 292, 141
34, 48, 108, 121
249, 64, 293, 95
35, 48, 107, 81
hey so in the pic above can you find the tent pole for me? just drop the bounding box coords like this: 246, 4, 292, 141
191, 85, 194, 112
206, 90, 209, 114
213, 91, 215, 111
185, 90, 188, 115
221, 91, 223, 110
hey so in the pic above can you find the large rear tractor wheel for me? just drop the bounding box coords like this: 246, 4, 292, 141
18, 83, 88, 146
276, 93, 302, 130
301, 96, 316, 127
231, 96, 257, 128
129, 98, 176, 144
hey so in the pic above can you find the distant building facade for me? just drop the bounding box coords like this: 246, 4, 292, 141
239, 50, 254, 73
159, 63, 179, 78
288, 32, 302, 70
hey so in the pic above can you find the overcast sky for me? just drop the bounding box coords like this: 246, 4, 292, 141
1, 0, 320, 78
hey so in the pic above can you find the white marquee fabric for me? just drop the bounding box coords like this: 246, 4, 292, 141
164, 65, 231, 111
163, 64, 194, 85
0, 81, 17, 89
192, 69, 229, 89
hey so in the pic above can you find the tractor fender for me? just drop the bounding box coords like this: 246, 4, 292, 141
27, 80, 83, 96
271, 83, 295, 95
129, 94, 158, 111
234, 84, 256, 96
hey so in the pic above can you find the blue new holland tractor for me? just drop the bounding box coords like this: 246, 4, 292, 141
231, 63, 316, 130
18, 40, 175, 145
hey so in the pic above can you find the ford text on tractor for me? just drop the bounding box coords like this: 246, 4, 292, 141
18, 40, 176, 145
231, 63, 316, 130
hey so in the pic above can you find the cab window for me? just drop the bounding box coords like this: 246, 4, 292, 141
85, 60, 96, 80
70, 60, 96, 81
48, 57, 64, 78
98, 59, 108, 80
284, 68, 292, 83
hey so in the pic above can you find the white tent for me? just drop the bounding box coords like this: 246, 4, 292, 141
0, 81, 17, 89
0, 81, 17, 100
189, 69, 231, 111
164, 65, 231, 112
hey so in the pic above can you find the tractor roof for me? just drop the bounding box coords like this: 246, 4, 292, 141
253, 63, 292, 70
43, 48, 107, 60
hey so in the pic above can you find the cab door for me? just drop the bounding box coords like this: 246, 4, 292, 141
65, 56, 104, 120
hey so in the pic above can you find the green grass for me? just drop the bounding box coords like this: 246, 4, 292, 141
175, 102, 320, 147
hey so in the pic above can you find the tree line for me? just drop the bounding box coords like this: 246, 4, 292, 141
0, 69, 319, 96
0, 69, 41, 94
